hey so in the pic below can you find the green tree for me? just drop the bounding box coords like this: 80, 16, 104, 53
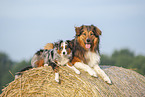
100, 54, 114, 66
100, 49, 145, 75
111, 49, 134, 68
130, 55, 145, 75
0, 52, 14, 93
0, 52, 31, 93
11, 60, 31, 75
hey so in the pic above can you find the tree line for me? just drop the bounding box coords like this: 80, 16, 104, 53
0, 48, 145, 93
100, 49, 145, 75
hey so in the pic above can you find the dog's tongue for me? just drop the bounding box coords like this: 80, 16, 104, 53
85, 44, 91, 49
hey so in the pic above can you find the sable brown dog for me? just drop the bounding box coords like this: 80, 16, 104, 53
71, 25, 112, 84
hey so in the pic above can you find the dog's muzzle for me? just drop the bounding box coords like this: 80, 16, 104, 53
85, 38, 91, 49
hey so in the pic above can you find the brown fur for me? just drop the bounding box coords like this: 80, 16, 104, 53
44, 43, 54, 50
72, 25, 102, 64
67, 48, 72, 55
57, 49, 61, 55
35, 59, 44, 67
43, 40, 74, 71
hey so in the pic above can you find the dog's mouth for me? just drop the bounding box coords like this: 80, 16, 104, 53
85, 43, 91, 49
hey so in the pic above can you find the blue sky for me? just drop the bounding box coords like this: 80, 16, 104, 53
0, 0, 145, 61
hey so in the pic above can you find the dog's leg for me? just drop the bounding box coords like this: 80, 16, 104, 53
31, 61, 38, 68
94, 65, 112, 84
67, 62, 80, 74
38, 59, 44, 67
72, 57, 97, 77
74, 62, 97, 77
54, 66, 59, 83
44, 64, 48, 67
44, 53, 49, 67
55, 72, 59, 83
50, 62, 60, 83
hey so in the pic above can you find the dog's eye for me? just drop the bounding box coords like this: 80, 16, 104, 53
66, 46, 68, 49
60, 47, 63, 50
83, 33, 86, 35
90, 33, 94, 35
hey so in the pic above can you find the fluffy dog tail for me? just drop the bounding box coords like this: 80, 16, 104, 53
15, 65, 33, 79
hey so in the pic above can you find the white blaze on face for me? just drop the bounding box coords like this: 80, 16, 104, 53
61, 42, 67, 56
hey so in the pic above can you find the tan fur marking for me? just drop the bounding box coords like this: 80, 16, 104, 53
67, 62, 73, 66
77, 31, 88, 50
71, 57, 81, 65
57, 49, 61, 55
35, 59, 44, 67
91, 35, 98, 52
54, 66, 59, 73
77, 36, 86, 49
44, 43, 54, 50
67, 48, 71, 54
95, 26, 102, 35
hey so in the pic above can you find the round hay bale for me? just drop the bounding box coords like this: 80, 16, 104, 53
1, 66, 145, 97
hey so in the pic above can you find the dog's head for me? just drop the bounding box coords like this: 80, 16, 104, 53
35, 49, 44, 56
54, 40, 72, 57
75, 25, 102, 51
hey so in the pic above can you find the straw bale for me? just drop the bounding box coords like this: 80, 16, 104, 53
1, 66, 145, 97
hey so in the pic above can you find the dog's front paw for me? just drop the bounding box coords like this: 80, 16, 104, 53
55, 78, 59, 83
55, 73, 59, 83
87, 69, 97, 77
68, 65, 81, 75
75, 69, 81, 75
44, 64, 48, 67
104, 77, 112, 84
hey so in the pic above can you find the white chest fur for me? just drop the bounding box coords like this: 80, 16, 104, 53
58, 56, 69, 66
85, 51, 100, 67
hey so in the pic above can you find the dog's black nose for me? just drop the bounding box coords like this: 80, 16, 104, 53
63, 52, 65, 55
86, 39, 91, 42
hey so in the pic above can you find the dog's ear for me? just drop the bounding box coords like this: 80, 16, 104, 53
54, 40, 63, 49
54, 42, 59, 49
75, 27, 81, 36
36, 49, 44, 56
91, 25, 102, 36
59, 40, 63, 45
66, 40, 73, 49
95, 26, 102, 35
75, 25, 84, 36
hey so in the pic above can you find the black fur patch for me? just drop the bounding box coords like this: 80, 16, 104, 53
51, 50, 54, 59
15, 65, 33, 75
36, 49, 44, 56
66, 40, 73, 49
54, 40, 63, 50
49, 62, 57, 70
